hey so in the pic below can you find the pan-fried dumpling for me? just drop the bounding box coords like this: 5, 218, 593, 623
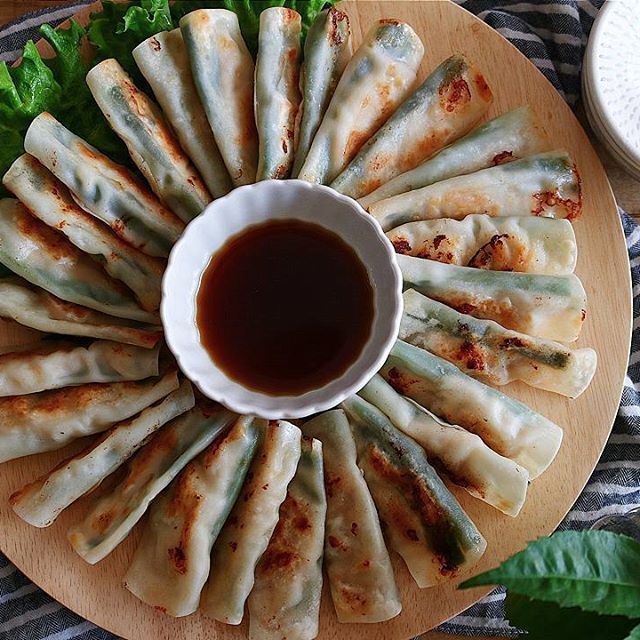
201, 420, 302, 625
248, 436, 326, 640
331, 54, 493, 199
358, 374, 529, 517
124, 415, 261, 617
0, 199, 158, 323
86, 59, 211, 222
3, 154, 164, 312
368, 151, 582, 231
0, 340, 160, 397
342, 394, 487, 587
381, 340, 563, 479
180, 9, 258, 186
255, 8, 302, 180
397, 253, 587, 342
133, 29, 232, 198
68, 402, 236, 564
387, 215, 577, 275
10, 380, 195, 528
0, 370, 179, 463
297, 19, 424, 184
302, 410, 401, 623
24, 112, 184, 258
359, 106, 548, 208
0, 277, 162, 349
291, 8, 352, 177
400, 289, 597, 398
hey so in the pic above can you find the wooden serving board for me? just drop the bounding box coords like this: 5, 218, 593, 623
0, 1, 632, 639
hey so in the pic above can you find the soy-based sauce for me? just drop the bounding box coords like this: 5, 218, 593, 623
196, 219, 374, 396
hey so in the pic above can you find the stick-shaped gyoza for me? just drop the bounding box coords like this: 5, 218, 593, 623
248, 436, 326, 640
397, 254, 587, 342
0, 340, 160, 397
86, 59, 211, 222
291, 8, 352, 177
10, 380, 195, 528
124, 416, 261, 617
368, 151, 582, 231
133, 29, 232, 198
342, 394, 487, 587
400, 289, 597, 397
297, 19, 424, 184
0, 199, 158, 323
0, 277, 162, 349
359, 106, 548, 208
68, 402, 236, 564
4, 154, 164, 311
303, 410, 401, 623
388, 214, 577, 275
24, 113, 184, 257
358, 374, 529, 517
381, 340, 563, 478
255, 8, 302, 180
180, 9, 258, 186
201, 420, 302, 625
0, 370, 179, 463
331, 54, 493, 199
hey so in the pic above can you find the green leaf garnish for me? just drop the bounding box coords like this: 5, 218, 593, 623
504, 592, 637, 640
460, 531, 640, 619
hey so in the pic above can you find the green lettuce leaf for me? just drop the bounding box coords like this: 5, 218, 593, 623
460, 531, 640, 619
504, 593, 637, 640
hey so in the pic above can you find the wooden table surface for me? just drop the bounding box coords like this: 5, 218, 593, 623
0, 3, 637, 640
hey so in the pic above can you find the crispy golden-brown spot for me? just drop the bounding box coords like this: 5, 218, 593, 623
492, 150, 514, 165
439, 76, 471, 113
473, 71, 493, 103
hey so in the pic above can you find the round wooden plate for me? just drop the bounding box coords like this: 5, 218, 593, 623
0, 1, 632, 638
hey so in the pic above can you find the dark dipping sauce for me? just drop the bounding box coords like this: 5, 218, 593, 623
196, 219, 374, 396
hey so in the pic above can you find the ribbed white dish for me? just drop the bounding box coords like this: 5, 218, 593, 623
162, 179, 403, 419
582, 0, 640, 180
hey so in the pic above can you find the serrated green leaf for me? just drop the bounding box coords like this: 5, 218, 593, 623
505, 592, 637, 640
625, 624, 640, 640
460, 531, 640, 618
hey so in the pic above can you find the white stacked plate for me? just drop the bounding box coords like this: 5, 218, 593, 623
582, 0, 640, 181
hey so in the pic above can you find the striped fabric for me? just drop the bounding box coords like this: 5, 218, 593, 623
0, 1, 637, 639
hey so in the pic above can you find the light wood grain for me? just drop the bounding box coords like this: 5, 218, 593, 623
0, 2, 632, 640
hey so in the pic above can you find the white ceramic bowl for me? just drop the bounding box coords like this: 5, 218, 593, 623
162, 179, 403, 419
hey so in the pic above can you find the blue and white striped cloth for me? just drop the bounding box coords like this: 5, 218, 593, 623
0, 1, 637, 638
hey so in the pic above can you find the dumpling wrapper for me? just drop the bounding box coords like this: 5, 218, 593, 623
358, 374, 529, 517
0, 370, 179, 463
68, 402, 236, 564
302, 410, 401, 623
382, 340, 563, 479
248, 436, 326, 640
255, 8, 302, 180
0, 340, 159, 397
201, 420, 302, 625
343, 394, 487, 588
387, 214, 577, 275
124, 416, 261, 617
24, 112, 184, 258
369, 150, 582, 231
291, 7, 352, 177
133, 29, 232, 199
331, 54, 493, 199
359, 106, 548, 208
86, 59, 211, 223
397, 253, 587, 342
3, 154, 164, 311
0, 277, 161, 349
297, 19, 424, 185
10, 380, 195, 528
400, 289, 597, 398
0, 199, 158, 324
180, 9, 258, 186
